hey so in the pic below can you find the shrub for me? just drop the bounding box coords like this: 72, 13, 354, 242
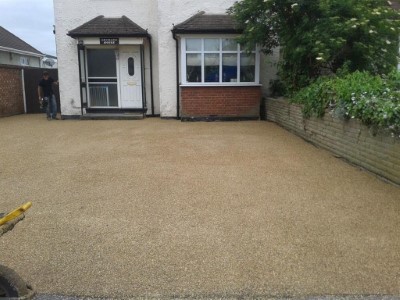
291, 71, 400, 136
229, 0, 400, 91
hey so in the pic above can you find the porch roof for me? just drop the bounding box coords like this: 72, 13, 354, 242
67, 15, 149, 38
172, 12, 242, 34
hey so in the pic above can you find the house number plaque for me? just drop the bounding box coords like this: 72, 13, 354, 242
100, 38, 119, 45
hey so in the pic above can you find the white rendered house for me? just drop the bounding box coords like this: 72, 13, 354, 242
53, 0, 278, 120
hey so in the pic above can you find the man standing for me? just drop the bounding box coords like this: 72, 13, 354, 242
38, 71, 58, 120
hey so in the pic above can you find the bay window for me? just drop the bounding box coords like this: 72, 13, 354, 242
181, 37, 259, 85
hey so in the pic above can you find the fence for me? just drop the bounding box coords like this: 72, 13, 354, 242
0, 65, 59, 117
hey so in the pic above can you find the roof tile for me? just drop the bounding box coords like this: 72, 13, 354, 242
173, 12, 242, 34
68, 15, 149, 38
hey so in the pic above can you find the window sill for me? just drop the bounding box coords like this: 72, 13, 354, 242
180, 83, 262, 87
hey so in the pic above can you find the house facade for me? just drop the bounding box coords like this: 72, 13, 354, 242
0, 26, 43, 68
54, 0, 278, 119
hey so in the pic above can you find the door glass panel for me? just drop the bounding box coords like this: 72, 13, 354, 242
128, 57, 134, 76
87, 49, 116, 77
222, 53, 237, 82
186, 53, 201, 82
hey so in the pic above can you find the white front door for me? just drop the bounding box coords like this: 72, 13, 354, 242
119, 46, 142, 108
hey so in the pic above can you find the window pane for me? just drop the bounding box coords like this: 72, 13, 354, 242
222, 54, 237, 82
205, 53, 220, 82
187, 53, 202, 82
204, 39, 220, 51
186, 39, 202, 51
128, 57, 134, 76
89, 84, 118, 107
240, 53, 256, 82
87, 49, 116, 77
222, 39, 237, 51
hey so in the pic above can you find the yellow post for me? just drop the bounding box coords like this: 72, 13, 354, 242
0, 202, 32, 226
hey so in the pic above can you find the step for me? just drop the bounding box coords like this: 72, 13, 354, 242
80, 113, 144, 120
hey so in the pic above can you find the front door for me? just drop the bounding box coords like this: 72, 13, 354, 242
119, 46, 142, 108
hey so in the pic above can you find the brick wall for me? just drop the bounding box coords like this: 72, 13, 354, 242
0, 66, 24, 117
181, 86, 261, 120
265, 97, 400, 185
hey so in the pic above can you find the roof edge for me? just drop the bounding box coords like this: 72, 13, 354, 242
172, 29, 242, 34
0, 45, 44, 58
67, 33, 150, 38
67, 15, 150, 38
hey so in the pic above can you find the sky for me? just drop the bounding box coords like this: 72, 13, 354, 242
0, 0, 56, 56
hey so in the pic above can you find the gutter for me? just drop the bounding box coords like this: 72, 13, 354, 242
0, 46, 43, 58
172, 30, 180, 120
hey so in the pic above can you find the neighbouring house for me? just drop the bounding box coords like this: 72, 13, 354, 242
0, 26, 43, 68
53, 0, 279, 119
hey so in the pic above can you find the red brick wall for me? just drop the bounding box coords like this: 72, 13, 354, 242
181, 86, 261, 119
0, 67, 24, 117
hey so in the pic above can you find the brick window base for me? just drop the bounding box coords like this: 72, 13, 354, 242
181, 86, 261, 120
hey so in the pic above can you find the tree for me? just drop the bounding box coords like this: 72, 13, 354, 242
228, 0, 400, 91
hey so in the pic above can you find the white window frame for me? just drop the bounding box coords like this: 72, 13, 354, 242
20, 56, 30, 66
180, 35, 261, 87
85, 46, 121, 108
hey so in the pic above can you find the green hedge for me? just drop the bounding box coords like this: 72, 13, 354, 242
291, 71, 400, 137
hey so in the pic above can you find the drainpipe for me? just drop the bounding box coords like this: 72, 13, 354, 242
140, 44, 146, 117
21, 69, 27, 114
172, 31, 180, 119
77, 41, 84, 116
148, 36, 155, 116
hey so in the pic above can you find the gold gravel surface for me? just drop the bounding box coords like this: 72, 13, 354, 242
0, 115, 399, 299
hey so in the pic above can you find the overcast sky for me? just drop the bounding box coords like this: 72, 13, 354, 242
0, 0, 56, 56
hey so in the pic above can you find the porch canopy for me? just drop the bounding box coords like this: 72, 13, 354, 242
67, 15, 150, 43
172, 12, 242, 34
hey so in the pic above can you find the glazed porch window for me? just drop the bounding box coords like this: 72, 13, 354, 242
86, 49, 118, 107
183, 38, 257, 84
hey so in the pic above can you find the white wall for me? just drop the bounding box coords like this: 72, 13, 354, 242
260, 48, 280, 97
0, 50, 41, 68
54, 0, 159, 116
54, 0, 278, 117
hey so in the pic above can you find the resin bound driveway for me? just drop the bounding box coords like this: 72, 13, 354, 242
0, 115, 399, 299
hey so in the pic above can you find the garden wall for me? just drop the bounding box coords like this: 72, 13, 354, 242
265, 97, 400, 185
0, 66, 24, 117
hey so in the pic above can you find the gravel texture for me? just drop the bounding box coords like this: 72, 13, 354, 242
0, 115, 399, 299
